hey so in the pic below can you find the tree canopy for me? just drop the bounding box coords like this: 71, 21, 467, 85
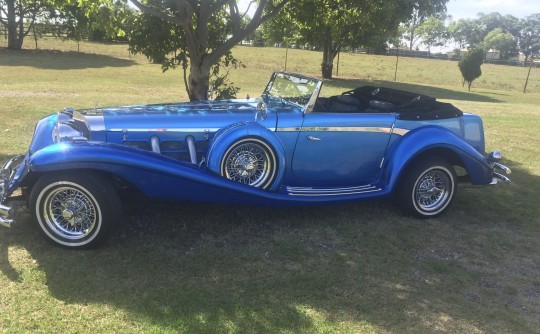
482, 28, 516, 59
518, 14, 540, 62
266, 0, 448, 79
401, 4, 447, 51
417, 16, 448, 53
128, 0, 288, 101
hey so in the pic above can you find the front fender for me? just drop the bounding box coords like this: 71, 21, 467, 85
24, 141, 262, 201
206, 121, 286, 191
382, 126, 492, 191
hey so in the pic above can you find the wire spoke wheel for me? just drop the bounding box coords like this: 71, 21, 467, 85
42, 185, 99, 240
30, 172, 121, 248
221, 138, 277, 189
414, 169, 451, 212
398, 157, 456, 218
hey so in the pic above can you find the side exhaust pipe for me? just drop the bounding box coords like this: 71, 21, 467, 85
186, 136, 197, 164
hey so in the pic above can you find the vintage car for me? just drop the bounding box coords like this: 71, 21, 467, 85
1, 72, 510, 248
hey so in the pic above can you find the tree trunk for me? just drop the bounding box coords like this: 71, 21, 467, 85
187, 61, 211, 101
6, 0, 23, 50
321, 44, 337, 79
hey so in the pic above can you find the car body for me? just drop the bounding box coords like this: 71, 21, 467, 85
0, 72, 511, 248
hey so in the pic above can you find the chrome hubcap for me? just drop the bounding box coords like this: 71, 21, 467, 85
43, 186, 98, 239
224, 142, 272, 187
414, 169, 451, 212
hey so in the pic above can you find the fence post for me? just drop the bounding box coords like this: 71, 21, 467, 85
394, 47, 399, 82
523, 62, 533, 93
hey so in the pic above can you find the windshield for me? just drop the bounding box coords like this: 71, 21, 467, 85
263, 72, 322, 109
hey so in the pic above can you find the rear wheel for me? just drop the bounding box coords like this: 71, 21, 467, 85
30, 172, 121, 248
397, 157, 457, 218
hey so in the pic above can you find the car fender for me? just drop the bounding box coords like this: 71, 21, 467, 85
206, 121, 286, 191
21, 141, 258, 200
382, 125, 492, 191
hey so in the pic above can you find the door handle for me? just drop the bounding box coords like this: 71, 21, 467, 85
306, 135, 321, 141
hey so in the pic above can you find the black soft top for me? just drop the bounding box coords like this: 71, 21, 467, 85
342, 86, 463, 120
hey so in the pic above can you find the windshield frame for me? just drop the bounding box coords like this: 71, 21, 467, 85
262, 72, 323, 114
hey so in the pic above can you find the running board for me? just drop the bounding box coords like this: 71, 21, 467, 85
286, 185, 382, 197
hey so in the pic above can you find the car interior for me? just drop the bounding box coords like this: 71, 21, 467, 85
313, 86, 463, 120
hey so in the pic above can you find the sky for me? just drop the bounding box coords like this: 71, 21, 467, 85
446, 0, 540, 20
238, 0, 540, 20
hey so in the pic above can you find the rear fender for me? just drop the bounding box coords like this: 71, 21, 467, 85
206, 121, 286, 191
382, 126, 492, 191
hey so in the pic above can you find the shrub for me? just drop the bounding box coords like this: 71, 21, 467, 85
458, 47, 484, 91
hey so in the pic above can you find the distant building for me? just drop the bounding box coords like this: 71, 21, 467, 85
447, 49, 500, 60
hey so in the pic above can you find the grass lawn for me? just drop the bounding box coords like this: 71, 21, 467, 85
1, 38, 539, 333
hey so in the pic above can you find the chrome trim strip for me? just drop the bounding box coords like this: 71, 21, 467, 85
392, 128, 410, 136
109, 126, 410, 136
108, 128, 221, 133
276, 127, 301, 132
276, 126, 410, 136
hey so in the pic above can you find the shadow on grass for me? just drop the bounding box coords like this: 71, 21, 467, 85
324, 77, 502, 103
0, 158, 538, 332
0, 48, 136, 70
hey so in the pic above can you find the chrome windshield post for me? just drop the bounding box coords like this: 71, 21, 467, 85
303, 80, 323, 114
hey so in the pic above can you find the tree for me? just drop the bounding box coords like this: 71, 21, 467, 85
0, 0, 51, 49
268, 0, 448, 79
447, 18, 483, 49
128, 0, 289, 101
261, 8, 298, 47
477, 12, 520, 38
417, 16, 448, 53
447, 12, 523, 53
55, 1, 131, 45
458, 47, 484, 91
482, 28, 516, 59
518, 14, 540, 62
401, 4, 447, 51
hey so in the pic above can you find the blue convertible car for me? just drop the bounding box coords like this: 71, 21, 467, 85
1, 72, 510, 248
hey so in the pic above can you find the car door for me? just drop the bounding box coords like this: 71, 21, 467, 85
291, 112, 396, 184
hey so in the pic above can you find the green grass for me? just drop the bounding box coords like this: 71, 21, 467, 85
1, 38, 540, 333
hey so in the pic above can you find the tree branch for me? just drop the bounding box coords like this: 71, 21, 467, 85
228, 0, 242, 35
129, 0, 189, 27
240, 1, 256, 20
194, 0, 211, 56
22, 10, 36, 38
207, 0, 289, 65
0, 5, 8, 18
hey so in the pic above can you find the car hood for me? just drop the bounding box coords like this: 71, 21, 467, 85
80, 99, 274, 132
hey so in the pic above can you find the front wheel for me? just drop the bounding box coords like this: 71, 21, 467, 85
30, 171, 121, 248
397, 157, 457, 218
